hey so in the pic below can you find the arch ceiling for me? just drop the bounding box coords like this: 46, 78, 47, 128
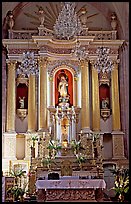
2, 2, 129, 40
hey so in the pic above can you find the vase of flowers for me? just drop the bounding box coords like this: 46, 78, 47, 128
29, 134, 38, 158
47, 140, 62, 159
76, 153, 86, 170
8, 167, 27, 202
110, 167, 129, 202
42, 155, 52, 171
70, 139, 85, 155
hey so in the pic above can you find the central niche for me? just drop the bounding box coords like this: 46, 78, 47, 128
55, 69, 73, 107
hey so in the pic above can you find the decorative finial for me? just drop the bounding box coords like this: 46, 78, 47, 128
111, 12, 117, 30
38, 7, 45, 26
8, 11, 15, 30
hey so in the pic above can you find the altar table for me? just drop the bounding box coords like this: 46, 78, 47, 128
36, 179, 106, 202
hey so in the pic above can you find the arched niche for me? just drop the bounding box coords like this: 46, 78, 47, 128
51, 64, 76, 107
55, 69, 73, 107
99, 84, 110, 109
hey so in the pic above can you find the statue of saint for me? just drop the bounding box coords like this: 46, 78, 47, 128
102, 98, 109, 109
19, 96, 25, 109
58, 75, 68, 98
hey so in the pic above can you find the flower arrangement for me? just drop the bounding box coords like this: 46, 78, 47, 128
8, 166, 27, 201
76, 153, 86, 169
47, 140, 62, 158
91, 133, 100, 142
70, 139, 85, 155
41, 140, 62, 171
7, 183, 27, 202
9, 166, 26, 185
42, 155, 52, 170
47, 140, 62, 151
30, 134, 39, 147
110, 167, 129, 202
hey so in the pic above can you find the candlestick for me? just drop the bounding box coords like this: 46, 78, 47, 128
49, 126, 52, 134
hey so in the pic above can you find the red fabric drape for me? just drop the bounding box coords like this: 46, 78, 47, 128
55, 69, 73, 106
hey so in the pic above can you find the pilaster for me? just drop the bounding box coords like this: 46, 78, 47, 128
6, 60, 17, 132
90, 60, 100, 131
28, 75, 36, 132
80, 60, 90, 131
38, 57, 48, 131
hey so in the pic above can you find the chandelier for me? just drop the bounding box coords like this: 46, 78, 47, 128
17, 51, 39, 77
94, 47, 114, 73
53, 2, 82, 40
71, 39, 88, 61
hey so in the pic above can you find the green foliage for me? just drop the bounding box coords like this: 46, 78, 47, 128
7, 184, 27, 201
110, 167, 129, 202
7, 167, 27, 201
9, 166, 26, 185
76, 153, 86, 165
30, 134, 38, 147
47, 140, 62, 151
92, 133, 100, 142
71, 139, 85, 154
42, 155, 57, 170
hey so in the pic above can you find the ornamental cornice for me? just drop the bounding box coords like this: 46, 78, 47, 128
47, 60, 80, 77
8, 48, 38, 55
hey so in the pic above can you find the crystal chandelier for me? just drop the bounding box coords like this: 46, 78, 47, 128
94, 47, 114, 73
17, 51, 39, 77
71, 39, 88, 61
53, 2, 82, 40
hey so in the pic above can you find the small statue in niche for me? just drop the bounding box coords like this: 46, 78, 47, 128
19, 96, 25, 109
58, 73, 70, 104
58, 75, 68, 98
102, 97, 109, 109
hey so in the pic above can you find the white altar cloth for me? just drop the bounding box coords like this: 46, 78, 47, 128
36, 179, 106, 190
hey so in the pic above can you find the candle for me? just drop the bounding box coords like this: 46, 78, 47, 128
43, 132, 45, 139
57, 106, 59, 113
49, 126, 51, 134
93, 135, 94, 142
38, 136, 40, 143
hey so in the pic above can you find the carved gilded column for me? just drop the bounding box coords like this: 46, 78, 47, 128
28, 75, 36, 132
91, 61, 100, 131
111, 61, 125, 159
80, 60, 90, 130
49, 76, 53, 106
111, 61, 121, 131
74, 76, 78, 106
6, 60, 16, 132
38, 57, 48, 130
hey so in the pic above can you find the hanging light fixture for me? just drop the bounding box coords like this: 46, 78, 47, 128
53, 2, 82, 40
94, 46, 113, 73
94, 20, 113, 73
17, 51, 39, 77
71, 38, 88, 61
16, 17, 39, 78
